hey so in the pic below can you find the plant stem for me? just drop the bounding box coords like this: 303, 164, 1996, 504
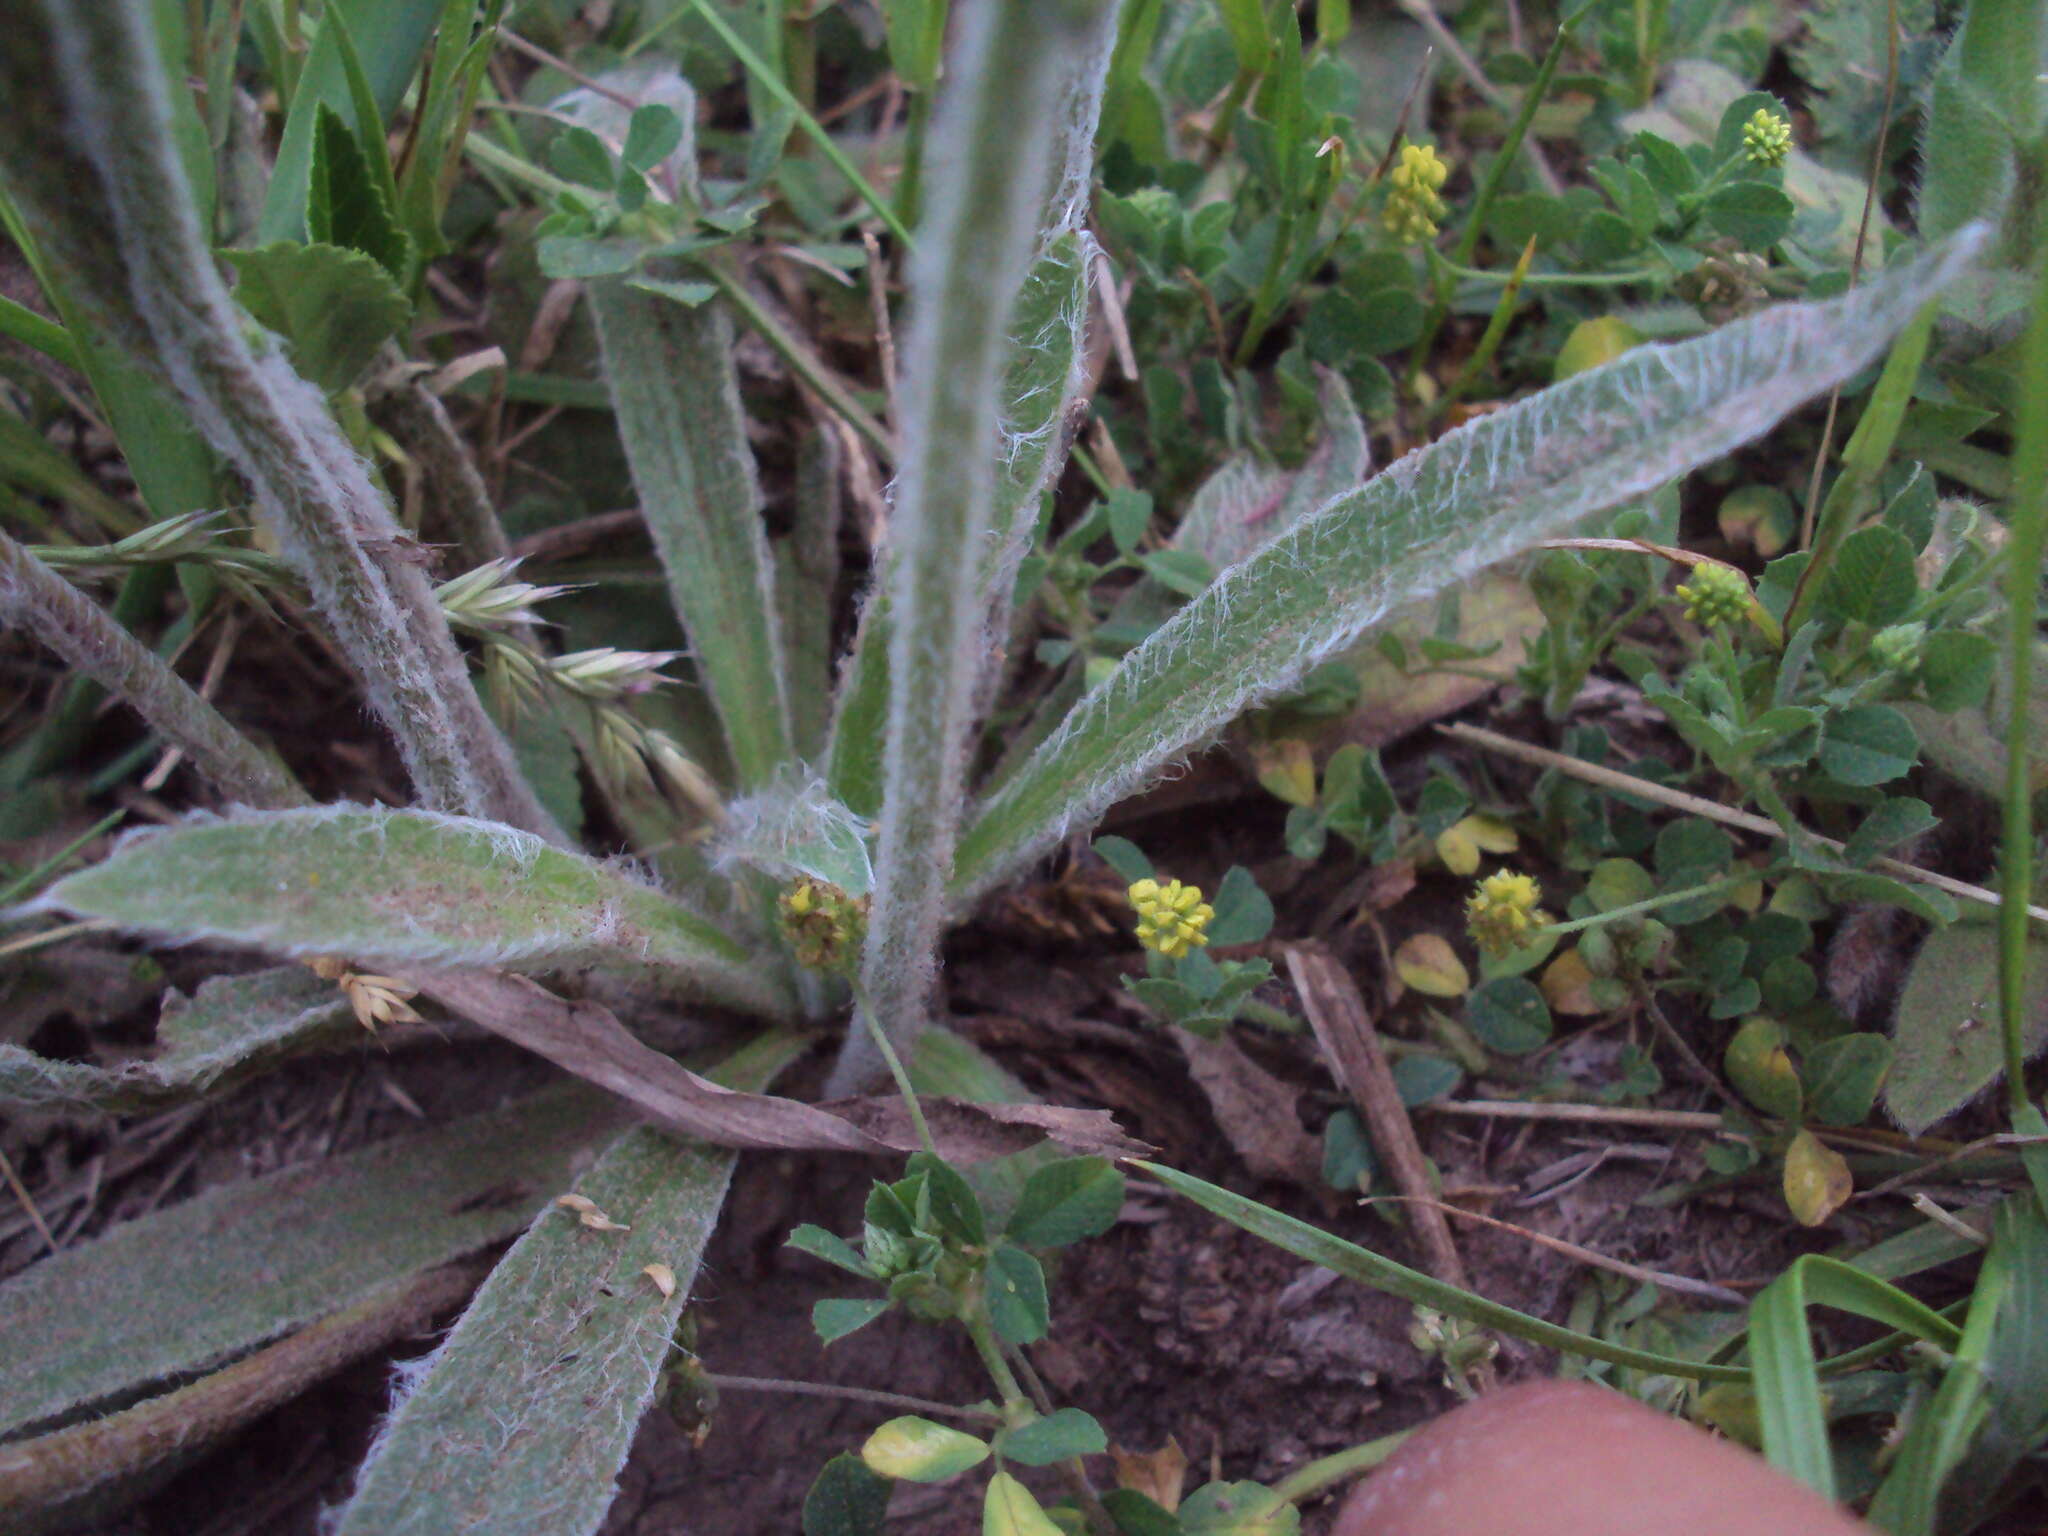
1270, 1428, 1413, 1504
1999, 245, 2048, 1119
697, 258, 895, 461
849, 979, 936, 1159
961, 1303, 1030, 1418
1530, 876, 1753, 943
0, 530, 308, 809
1436, 235, 1535, 417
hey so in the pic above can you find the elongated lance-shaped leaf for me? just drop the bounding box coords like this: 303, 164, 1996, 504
33, 806, 796, 1021
0, 966, 350, 1114
333, 1029, 810, 1536
843, 0, 1117, 1092
824, 5, 1117, 817
0, 529, 307, 808
589, 276, 795, 789
952, 229, 1990, 902
257, 0, 444, 246
0, 1084, 621, 1441
823, 234, 1096, 818
0, 1, 555, 835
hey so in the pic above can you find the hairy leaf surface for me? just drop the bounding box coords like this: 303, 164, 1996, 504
954, 231, 1988, 899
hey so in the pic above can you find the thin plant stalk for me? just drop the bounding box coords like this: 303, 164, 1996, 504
839, 0, 1113, 1091
2000, 247, 2048, 1125
0, 530, 307, 810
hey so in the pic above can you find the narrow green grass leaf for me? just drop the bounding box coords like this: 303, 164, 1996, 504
953, 230, 1989, 900
1868, 1231, 2014, 1534
334, 1031, 809, 1536
0, 965, 351, 1114
0, 1084, 620, 1440
34, 806, 792, 1019
1749, 1276, 1836, 1498
590, 278, 794, 789
1140, 1160, 1748, 1381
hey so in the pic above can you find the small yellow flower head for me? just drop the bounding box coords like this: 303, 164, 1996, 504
1742, 108, 1793, 168
1383, 143, 1451, 245
1128, 877, 1214, 960
1466, 870, 1550, 957
778, 876, 869, 973
1674, 561, 1753, 628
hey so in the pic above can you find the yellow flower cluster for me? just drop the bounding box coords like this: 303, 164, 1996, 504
1674, 561, 1753, 628
1741, 108, 1793, 168
778, 876, 869, 974
1465, 870, 1550, 957
1383, 143, 1451, 245
1128, 878, 1214, 960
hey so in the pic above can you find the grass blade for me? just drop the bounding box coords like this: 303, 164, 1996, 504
845, 0, 1116, 1088
953, 229, 1989, 900
1143, 1162, 1959, 1386
32, 806, 793, 1019
0, 1084, 621, 1440
332, 1030, 809, 1536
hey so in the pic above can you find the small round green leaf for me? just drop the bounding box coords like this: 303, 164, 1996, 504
1724, 1017, 1802, 1120
1820, 705, 1918, 786
1007, 1157, 1125, 1248
803, 1453, 892, 1536
1465, 977, 1552, 1055
813, 1297, 890, 1344
861, 1416, 991, 1482
1802, 1033, 1892, 1127
998, 1407, 1108, 1466
986, 1245, 1050, 1344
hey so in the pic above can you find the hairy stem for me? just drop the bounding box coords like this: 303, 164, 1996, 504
0, 530, 307, 809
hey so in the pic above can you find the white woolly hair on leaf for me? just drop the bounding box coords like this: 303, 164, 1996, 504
847, 0, 1110, 1094
952, 226, 1993, 903
714, 767, 876, 894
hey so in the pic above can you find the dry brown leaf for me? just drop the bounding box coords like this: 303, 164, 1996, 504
1110, 1436, 1188, 1512
1174, 1032, 1322, 1185
423, 970, 1149, 1162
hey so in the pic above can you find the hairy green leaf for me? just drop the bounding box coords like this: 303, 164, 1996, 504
1888, 926, 2048, 1134
332, 1031, 807, 1536
953, 232, 1988, 900
0, 965, 350, 1113
223, 241, 410, 392
590, 277, 794, 790
0, 1085, 620, 1440
36, 806, 792, 1019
